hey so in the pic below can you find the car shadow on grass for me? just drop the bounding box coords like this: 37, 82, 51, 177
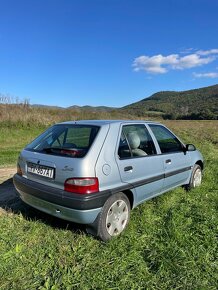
0, 177, 86, 235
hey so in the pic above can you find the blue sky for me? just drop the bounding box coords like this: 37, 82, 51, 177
0, 0, 218, 107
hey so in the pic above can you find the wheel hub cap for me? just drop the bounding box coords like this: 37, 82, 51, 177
106, 200, 129, 236
193, 168, 202, 187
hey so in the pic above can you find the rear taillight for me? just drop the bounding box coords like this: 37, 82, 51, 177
64, 177, 99, 194
17, 164, 23, 176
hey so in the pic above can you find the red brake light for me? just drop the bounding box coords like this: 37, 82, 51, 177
60, 149, 82, 157
64, 177, 99, 194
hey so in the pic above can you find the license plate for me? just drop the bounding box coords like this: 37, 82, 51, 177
27, 162, 55, 179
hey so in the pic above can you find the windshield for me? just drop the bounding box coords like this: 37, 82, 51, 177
25, 124, 100, 158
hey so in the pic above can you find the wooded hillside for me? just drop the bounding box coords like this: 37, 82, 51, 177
123, 84, 218, 120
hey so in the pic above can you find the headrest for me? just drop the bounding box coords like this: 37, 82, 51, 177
127, 132, 140, 149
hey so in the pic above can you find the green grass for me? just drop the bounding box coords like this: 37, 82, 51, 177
0, 124, 46, 166
0, 120, 218, 289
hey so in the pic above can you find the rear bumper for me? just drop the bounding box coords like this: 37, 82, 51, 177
13, 174, 111, 224
13, 174, 111, 210
18, 189, 101, 224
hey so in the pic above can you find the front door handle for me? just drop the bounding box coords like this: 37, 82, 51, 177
165, 159, 171, 164
124, 166, 133, 172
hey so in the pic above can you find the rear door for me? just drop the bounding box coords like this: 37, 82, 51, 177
116, 123, 164, 205
149, 124, 192, 190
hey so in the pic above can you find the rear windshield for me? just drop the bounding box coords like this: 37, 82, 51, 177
25, 124, 100, 158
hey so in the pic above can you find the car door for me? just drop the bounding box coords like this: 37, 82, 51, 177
149, 124, 192, 191
116, 123, 164, 206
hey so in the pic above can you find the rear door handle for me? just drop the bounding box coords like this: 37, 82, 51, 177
124, 166, 133, 172
165, 159, 171, 164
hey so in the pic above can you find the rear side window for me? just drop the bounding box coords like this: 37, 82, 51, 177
26, 125, 100, 158
149, 124, 183, 153
118, 124, 156, 159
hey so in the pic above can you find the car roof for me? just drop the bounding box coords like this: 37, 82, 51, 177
58, 120, 160, 126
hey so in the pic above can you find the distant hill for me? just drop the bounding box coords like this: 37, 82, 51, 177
30, 84, 218, 120
122, 84, 218, 120
31, 104, 64, 109
32, 104, 116, 112
67, 105, 116, 112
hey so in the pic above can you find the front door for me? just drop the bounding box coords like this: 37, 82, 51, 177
149, 124, 192, 191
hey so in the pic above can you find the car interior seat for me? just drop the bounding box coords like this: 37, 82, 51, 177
127, 132, 147, 156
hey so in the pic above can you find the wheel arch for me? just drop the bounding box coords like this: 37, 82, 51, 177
122, 189, 134, 209
195, 160, 204, 170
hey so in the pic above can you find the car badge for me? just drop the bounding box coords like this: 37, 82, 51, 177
62, 165, 74, 172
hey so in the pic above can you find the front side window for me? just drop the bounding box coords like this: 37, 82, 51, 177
118, 124, 156, 159
26, 125, 100, 158
149, 125, 183, 153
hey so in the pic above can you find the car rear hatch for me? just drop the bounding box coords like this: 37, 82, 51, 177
17, 123, 106, 190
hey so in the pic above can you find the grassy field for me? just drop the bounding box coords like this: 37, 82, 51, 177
0, 113, 217, 289
0, 104, 137, 166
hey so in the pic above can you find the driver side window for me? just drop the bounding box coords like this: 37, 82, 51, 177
149, 125, 183, 153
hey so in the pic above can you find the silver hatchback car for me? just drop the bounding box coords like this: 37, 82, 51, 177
14, 120, 203, 241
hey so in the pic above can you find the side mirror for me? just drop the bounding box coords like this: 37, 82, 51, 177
185, 144, 196, 151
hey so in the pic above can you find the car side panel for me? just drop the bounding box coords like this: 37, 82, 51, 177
161, 151, 192, 190
116, 155, 164, 206
95, 123, 125, 192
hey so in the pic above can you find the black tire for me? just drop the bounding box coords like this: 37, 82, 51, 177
96, 192, 131, 242
185, 164, 202, 190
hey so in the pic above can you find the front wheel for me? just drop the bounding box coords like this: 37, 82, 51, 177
97, 192, 131, 242
185, 164, 202, 190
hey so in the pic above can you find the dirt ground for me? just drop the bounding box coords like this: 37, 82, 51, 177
0, 167, 82, 230
0, 167, 16, 183
0, 167, 19, 214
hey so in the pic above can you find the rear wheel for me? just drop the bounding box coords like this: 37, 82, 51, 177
97, 192, 130, 242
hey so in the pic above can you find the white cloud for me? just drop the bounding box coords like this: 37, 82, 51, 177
193, 72, 218, 78
196, 49, 218, 56
133, 49, 218, 75
133, 54, 178, 74
172, 54, 215, 69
